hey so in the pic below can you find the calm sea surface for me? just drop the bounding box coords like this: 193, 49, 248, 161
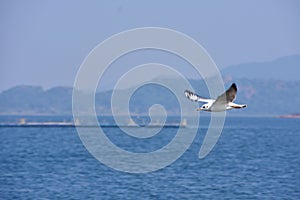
0, 116, 299, 199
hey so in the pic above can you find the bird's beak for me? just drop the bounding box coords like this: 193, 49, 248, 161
196, 108, 202, 111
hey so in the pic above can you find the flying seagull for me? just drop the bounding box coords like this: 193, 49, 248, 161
184, 83, 247, 112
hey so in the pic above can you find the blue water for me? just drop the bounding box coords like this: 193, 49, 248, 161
0, 117, 299, 199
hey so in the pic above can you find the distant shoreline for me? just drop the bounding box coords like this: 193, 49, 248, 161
279, 114, 300, 118
0, 114, 295, 118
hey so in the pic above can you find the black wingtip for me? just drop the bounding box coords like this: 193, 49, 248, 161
231, 83, 237, 91
184, 90, 189, 97
184, 89, 191, 95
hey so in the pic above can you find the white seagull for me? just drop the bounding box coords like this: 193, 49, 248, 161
184, 83, 247, 112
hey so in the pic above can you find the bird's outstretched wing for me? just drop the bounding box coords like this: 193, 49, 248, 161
184, 90, 214, 103
213, 83, 237, 105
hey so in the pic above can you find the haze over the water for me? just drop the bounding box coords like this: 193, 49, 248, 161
1, 1, 300, 91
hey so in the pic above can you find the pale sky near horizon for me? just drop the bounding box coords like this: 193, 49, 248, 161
1, 0, 300, 91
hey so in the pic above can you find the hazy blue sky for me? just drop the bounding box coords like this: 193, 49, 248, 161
1, 0, 300, 91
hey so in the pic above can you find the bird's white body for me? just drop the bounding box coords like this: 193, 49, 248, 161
199, 101, 246, 112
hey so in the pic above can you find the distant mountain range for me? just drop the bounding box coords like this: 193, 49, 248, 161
1, 55, 300, 116
0, 78, 299, 116
221, 54, 300, 81
0, 86, 73, 115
